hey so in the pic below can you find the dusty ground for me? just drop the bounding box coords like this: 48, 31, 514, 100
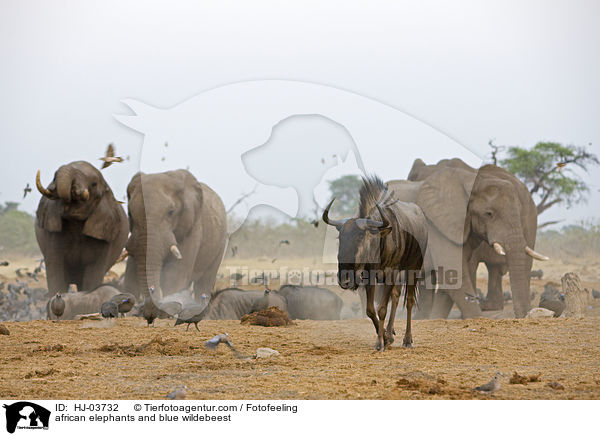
1, 254, 599, 400
1, 315, 599, 400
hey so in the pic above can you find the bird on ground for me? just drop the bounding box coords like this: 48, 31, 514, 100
100, 144, 124, 169
474, 372, 503, 394
310, 219, 319, 228
279, 240, 290, 245
110, 293, 136, 317
0, 282, 4, 291
503, 291, 512, 302
592, 289, 600, 299
174, 303, 209, 331
50, 293, 65, 320
23, 183, 32, 198
231, 245, 238, 257
0, 261, 8, 267
530, 269, 544, 279
205, 333, 235, 350
166, 386, 187, 400
100, 301, 119, 318
15, 268, 27, 278
157, 300, 183, 318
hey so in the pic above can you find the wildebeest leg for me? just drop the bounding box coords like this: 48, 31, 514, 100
364, 284, 380, 340
375, 286, 392, 351
385, 285, 400, 347
403, 283, 416, 348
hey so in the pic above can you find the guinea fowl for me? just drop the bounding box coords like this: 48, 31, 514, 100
50, 293, 65, 320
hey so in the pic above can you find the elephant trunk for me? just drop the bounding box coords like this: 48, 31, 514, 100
55, 166, 74, 203
505, 240, 532, 318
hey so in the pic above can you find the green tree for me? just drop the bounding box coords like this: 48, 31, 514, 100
327, 174, 362, 217
0, 202, 39, 255
500, 142, 598, 218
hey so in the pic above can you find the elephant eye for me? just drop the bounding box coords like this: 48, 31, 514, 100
91, 182, 97, 188
485, 211, 493, 218
168, 209, 175, 217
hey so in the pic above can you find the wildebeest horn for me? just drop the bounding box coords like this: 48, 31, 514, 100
35, 170, 52, 197
322, 198, 345, 229
170, 245, 183, 260
493, 242, 506, 256
525, 246, 549, 261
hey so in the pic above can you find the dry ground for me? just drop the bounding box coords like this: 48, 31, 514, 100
1, 315, 599, 400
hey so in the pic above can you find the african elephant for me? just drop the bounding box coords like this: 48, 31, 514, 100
124, 170, 227, 304
35, 161, 128, 293
388, 158, 547, 318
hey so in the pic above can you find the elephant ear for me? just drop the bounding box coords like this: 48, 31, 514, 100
416, 167, 476, 245
83, 194, 122, 241
36, 198, 63, 232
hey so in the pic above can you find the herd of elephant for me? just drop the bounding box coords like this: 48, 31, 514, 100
33, 157, 549, 322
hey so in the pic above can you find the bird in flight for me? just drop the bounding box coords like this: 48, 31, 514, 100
23, 183, 32, 198
556, 162, 567, 172
100, 144, 124, 169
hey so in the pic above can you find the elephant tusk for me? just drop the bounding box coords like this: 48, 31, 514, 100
525, 246, 549, 261
170, 245, 183, 260
81, 189, 89, 201
493, 242, 506, 256
115, 250, 128, 263
35, 170, 52, 197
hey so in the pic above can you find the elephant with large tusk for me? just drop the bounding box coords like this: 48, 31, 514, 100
35, 161, 128, 293
123, 169, 227, 306
386, 157, 549, 319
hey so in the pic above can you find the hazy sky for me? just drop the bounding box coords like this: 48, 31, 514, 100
1, 0, 598, 229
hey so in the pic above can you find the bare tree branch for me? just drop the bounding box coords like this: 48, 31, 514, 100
537, 220, 564, 229
226, 185, 258, 215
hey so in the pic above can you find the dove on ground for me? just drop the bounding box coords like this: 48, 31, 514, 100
474, 372, 503, 394
166, 385, 187, 400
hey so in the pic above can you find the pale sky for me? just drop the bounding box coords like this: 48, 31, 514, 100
1, 0, 598, 229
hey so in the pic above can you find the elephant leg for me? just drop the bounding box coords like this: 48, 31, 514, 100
448, 289, 483, 319
480, 263, 504, 311
193, 254, 223, 300
431, 290, 454, 319
414, 287, 433, 319
375, 285, 392, 352
81, 263, 107, 293
45, 258, 68, 293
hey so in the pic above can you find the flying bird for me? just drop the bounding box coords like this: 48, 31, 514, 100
556, 162, 567, 172
23, 183, 32, 198
474, 372, 503, 394
204, 333, 247, 359
100, 144, 124, 169
15, 268, 27, 278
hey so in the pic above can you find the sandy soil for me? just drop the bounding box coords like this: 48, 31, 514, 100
1, 314, 599, 400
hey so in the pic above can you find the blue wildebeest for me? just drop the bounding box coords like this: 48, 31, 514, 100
323, 175, 428, 351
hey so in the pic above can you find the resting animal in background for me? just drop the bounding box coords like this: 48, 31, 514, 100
277, 285, 342, 320
35, 161, 128, 293
323, 175, 428, 351
46, 285, 121, 320
530, 269, 544, 279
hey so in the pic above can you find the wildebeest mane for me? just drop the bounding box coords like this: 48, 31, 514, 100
358, 175, 394, 218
